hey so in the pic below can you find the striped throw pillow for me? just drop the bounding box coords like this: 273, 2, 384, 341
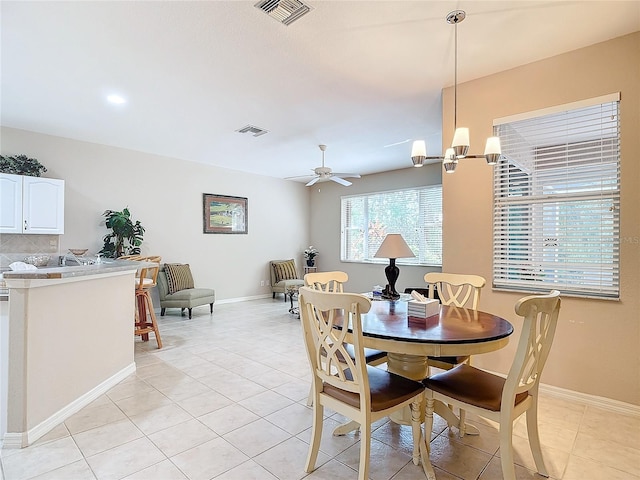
272, 260, 297, 283
164, 263, 195, 294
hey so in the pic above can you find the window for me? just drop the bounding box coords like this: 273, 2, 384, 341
341, 186, 442, 266
493, 94, 620, 299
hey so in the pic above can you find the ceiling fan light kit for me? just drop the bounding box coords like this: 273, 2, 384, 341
411, 10, 501, 174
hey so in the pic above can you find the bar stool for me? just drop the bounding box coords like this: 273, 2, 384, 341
122, 255, 163, 348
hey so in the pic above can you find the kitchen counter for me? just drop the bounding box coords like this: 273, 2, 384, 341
2, 259, 148, 281
2, 259, 140, 448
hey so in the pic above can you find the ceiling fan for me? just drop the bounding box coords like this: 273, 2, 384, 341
286, 145, 361, 186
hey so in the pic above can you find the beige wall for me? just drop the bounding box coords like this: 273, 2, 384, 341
309, 164, 443, 294
442, 33, 640, 405
0, 127, 310, 301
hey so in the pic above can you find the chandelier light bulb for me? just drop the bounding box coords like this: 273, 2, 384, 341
443, 148, 458, 173
411, 140, 427, 166
484, 136, 502, 165
451, 127, 470, 157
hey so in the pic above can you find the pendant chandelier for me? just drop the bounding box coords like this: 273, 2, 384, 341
410, 10, 501, 173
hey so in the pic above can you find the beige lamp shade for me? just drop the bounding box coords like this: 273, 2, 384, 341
374, 234, 415, 259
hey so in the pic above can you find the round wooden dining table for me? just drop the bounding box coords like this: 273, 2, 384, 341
333, 298, 514, 434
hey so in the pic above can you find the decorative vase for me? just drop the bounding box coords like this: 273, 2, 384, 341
306, 259, 315, 267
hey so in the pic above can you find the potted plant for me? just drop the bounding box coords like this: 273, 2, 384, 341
0, 154, 47, 176
304, 245, 319, 267
99, 208, 145, 258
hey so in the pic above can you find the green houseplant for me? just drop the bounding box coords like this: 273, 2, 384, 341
0, 154, 47, 177
99, 208, 145, 258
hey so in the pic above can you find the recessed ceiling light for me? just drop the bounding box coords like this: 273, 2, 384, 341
107, 94, 126, 105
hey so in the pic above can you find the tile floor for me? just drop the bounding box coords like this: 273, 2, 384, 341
1, 298, 639, 480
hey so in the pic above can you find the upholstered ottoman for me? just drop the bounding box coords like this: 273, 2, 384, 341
157, 264, 215, 319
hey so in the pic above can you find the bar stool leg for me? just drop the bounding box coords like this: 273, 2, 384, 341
136, 294, 149, 342
135, 289, 162, 349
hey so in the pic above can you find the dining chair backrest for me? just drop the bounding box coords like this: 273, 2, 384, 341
299, 287, 372, 401
504, 289, 561, 408
424, 272, 486, 309
304, 271, 348, 293
303, 272, 387, 407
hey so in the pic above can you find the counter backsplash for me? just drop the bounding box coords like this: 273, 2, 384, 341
0, 233, 60, 267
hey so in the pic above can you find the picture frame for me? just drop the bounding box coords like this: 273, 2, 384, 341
202, 193, 248, 234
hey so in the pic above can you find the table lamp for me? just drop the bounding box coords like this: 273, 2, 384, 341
374, 234, 415, 300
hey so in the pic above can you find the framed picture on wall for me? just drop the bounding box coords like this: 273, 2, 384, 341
202, 193, 248, 234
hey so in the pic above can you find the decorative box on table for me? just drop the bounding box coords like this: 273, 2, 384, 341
408, 299, 440, 324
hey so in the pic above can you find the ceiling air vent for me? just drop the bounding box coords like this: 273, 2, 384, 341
255, 0, 312, 26
235, 125, 269, 137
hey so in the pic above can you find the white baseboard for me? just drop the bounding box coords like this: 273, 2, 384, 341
2, 362, 136, 449
484, 368, 640, 418
539, 382, 640, 418
216, 294, 271, 304
2, 432, 24, 449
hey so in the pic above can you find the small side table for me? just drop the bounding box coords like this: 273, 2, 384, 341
286, 285, 300, 318
304, 266, 317, 275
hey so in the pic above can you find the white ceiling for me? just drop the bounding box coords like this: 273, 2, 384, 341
2, 1, 639, 183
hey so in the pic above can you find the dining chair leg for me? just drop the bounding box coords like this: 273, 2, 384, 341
526, 395, 548, 477
499, 418, 517, 480
424, 397, 434, 454
421, 397, 437, 480
411, 399, 422, 465
305, 402, 323, 473
357, 423, 372, 480
455, 357, 471, 437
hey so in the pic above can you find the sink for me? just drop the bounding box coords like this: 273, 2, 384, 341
58, 254, 96, 266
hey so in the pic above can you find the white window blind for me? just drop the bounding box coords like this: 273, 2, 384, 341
341, 186, 442, 266
493, 97, 620, 298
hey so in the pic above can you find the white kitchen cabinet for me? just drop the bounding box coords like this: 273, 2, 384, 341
0, 174, 65, 234
0, 174, 22, 233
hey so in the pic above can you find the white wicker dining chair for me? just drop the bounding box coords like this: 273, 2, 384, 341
299, 287, 425, 480
422, 290, 561, 480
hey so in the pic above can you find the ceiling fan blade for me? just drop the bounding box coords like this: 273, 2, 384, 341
330, 176, 352, 186
330, 173, 361, 179
306, 177, 321, 186
284, 174, 315, 180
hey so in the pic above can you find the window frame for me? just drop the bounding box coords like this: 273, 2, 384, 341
492, 93, 620, 299
340, 185, 442, 267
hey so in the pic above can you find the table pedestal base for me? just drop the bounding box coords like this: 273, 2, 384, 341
386, 352, 428, 425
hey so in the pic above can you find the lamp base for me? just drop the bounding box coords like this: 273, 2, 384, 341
384, 260, 401, 299
381, 285, 400, 300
